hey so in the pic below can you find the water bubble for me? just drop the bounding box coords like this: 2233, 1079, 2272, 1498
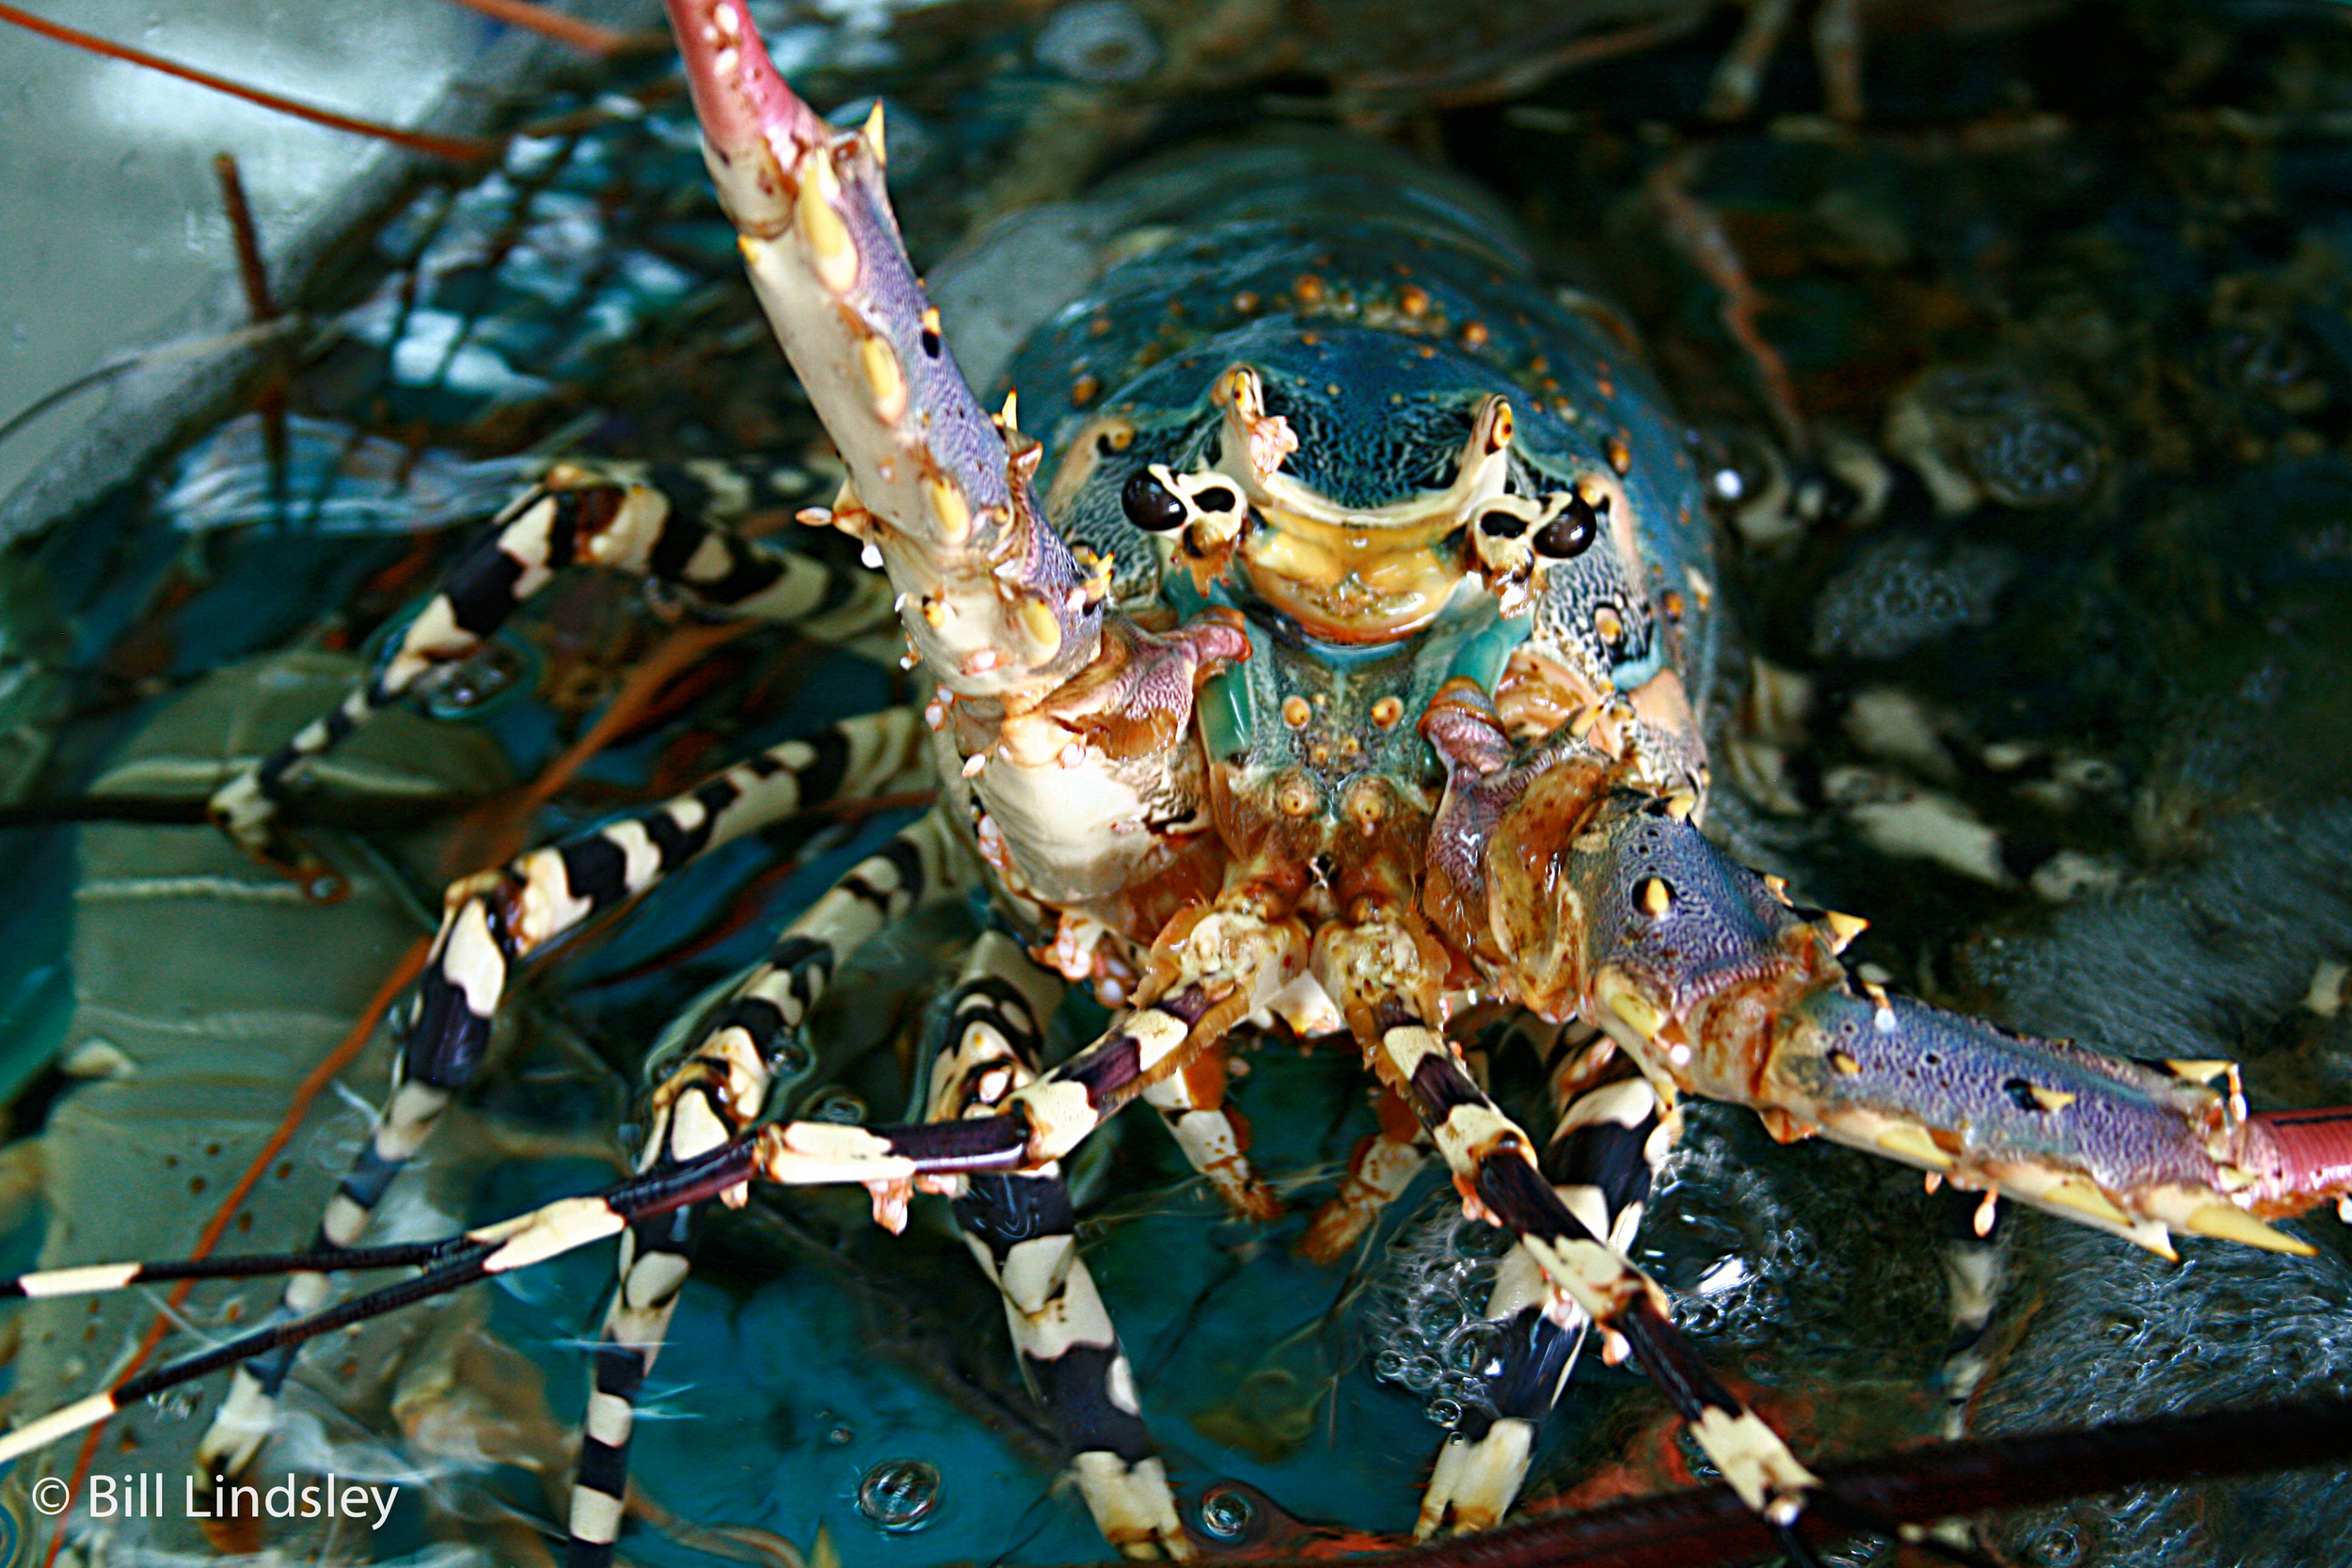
810, 1089, 867, 1124
1424, 1396, 1464, 1427
426, 639, 530, 717
1901, 367, 2099, 511
856, 1459, 941, 1532
771, 1033, 815, 1080
145, 1387, 200, 1421
1702, 426, 1778, 511
1196, 1485, 1254, 1542
1035, 0, 1160, 84
1363, 1193, 1509, 1427
819, 1412, 854, 1447
1409, 1298, 1459, 1339
2023, 1524, 2085, 1567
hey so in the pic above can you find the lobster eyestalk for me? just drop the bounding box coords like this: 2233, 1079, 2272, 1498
1424, 688, 2352, 1261
662, 0, 1102, 701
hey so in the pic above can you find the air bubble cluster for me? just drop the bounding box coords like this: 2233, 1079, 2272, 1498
1360, 1196, 1514, 1429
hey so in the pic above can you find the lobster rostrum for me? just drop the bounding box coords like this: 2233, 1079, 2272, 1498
8, 2, 2352, 1564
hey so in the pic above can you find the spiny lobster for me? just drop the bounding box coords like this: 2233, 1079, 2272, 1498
5, 4, 2352, 1566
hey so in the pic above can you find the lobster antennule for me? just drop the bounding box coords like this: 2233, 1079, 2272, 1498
661, 0, 1102, 703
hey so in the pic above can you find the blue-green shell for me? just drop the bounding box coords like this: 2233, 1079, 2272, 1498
982, 135, 1714, 721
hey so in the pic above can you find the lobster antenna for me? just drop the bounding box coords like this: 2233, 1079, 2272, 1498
0, 1239, 477, 1300
437, 0, 645, 57
0, 3, 496, 163
0, 1253, 499, 1464
0, 1139, 761, 1463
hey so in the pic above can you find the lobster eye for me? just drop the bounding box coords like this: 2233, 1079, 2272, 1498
1120, 468, 1188, 532
1534, 494, 1601, 560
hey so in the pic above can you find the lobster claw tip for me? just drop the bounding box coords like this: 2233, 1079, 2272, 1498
663, 0, 825, 174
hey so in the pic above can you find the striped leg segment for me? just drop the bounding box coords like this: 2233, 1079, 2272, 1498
210, 459, 894, 869
764, 989, 1217, 1198
195, 712, 923, 1475
1317, 921, 1821, 1557
653, 807, 969, 1142
1418, 1038, 1682, 1537
1141, 1041, 1280, 1223
564, 810, 971, 1565
929, 933, 1188, 1558
564, 1143, 723, 1565
1299, 1086, 1427, 1263
407, 707, 926, 1109
763, 907, 1307, 1198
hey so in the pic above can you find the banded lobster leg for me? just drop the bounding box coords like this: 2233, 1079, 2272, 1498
194, 710, 929, 1478
928, 931, 1190, 1557
1417, 1036, 1684, 1538
564, 807, 975, 1566
759, 901, 1307, 1201
1312, 919, 1826, 1560
210, 460, 896, 873
20, 902, 1297, 1543
1141, 1041, 1282, 1222
0, 906, 1300, 1500
1298, 1087, 1428, 1263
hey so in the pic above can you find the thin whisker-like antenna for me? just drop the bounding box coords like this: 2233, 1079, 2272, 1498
0, 4, 498, 163
0, 1238, 480, 1300
0, 1137, 762, 1462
